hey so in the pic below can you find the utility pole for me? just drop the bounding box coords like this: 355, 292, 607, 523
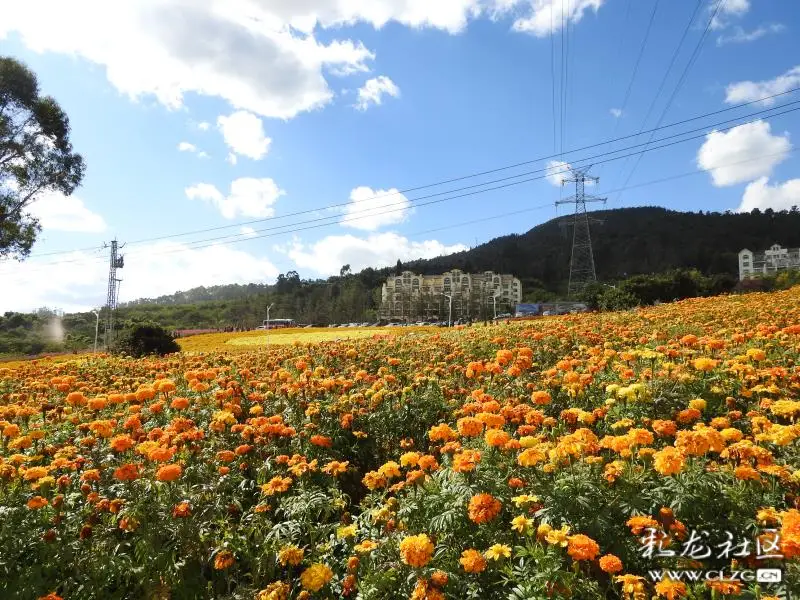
556, 166, 606, 298
103, 239, 125, 350
444, 293, 453, 327
265, 303, 274, 344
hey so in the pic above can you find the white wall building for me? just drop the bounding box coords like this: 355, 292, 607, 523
380, 269, 522, 321
738, 244, 800, 280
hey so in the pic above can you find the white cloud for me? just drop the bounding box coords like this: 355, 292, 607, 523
1, 2, 610, 121
341, 186, 411, 231
355, 76, 400, 111
26, 191, 107, 233
737, 177, 800, 212
178, 141, 197, 152
0, 1, 503, 121
610, 108, 622, 118
241, 226, 257, 237
185, 177, 286, 219
227, 153, 238, 165
498, 0, 605, 38
0, 241, 279, 313
725, 65, 800, 106
711, 0, 750, 30
545, 160, 571, 186
696, 121, 791, 187
280, 232, 468, 276
216, 110, 272, 160
197, 121, 210, 131
197, 151, 209, 159
717, 23, 785, 46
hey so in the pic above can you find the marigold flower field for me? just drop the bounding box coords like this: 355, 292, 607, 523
2, 289, 800, 600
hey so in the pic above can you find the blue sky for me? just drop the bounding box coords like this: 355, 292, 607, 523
0, 0, 798, 312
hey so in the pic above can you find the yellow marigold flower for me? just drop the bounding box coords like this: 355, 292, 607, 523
337, 525, 357, 539
277, 545, 304, 566
354, 540, 378, 553
693, 357, 718, 372
400, 452, 421, 467
511, 515, 533, 534
511, 494, 539, 507
257, 582, 290, 600
399, 534, 435, 568
484, 544, 511, 561
300, 563, 333, 592
517, 447, 546, 467
545, 524, 570, 547
688, 399, 706, 411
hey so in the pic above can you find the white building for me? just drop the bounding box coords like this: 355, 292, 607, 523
738, 244, 800, 280
380, 269, 522, 321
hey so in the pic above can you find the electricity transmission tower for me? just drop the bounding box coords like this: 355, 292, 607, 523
555, 166, 606, 298
103, 239, 125, 349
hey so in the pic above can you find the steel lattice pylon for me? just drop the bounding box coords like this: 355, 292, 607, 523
555, 166, 606, 298
103, 239, 125, 349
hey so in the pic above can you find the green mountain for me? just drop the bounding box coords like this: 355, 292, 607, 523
403, 205, 800, 294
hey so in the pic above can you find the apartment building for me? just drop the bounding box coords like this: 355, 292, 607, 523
380, 269, 522, 321
738, 244, 800, 280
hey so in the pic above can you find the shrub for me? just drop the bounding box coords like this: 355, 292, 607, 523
113, 322, 180, 357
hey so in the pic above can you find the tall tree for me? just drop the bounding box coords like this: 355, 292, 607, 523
0, 56, 85, 258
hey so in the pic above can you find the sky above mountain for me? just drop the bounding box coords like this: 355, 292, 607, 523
1, 0, 798, 312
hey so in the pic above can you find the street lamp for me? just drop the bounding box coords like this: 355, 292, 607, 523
91, 310, 100, 353
443, 294, 453, 327
266, 303, 274, 344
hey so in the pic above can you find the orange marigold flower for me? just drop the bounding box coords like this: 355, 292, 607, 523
156, 464, 182, 482
214, 550, 235, 570
485, 429, 511, 448
566, 534, 600, 561
172, 501, 191, 518
310, 435, 332, 448
626, 516, 660, 535
653, 447, 685, 476
399, 533, 435, 568
170, 396, 190, 410
109, 434, 134, 453
262, 476, 292, 495
428, 424, 458, 442
27, 496, 49, 510
459, 549, 487, 573
24, 466, 50, 481
531, 391, 552, 405
113, 463, 141, 481
655, 578, 688, 599
457, 417, 484, 437
468, 493, 502, 524
452, 449, 481, 473
599, 554, 623, 573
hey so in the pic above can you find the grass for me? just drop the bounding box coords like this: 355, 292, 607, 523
177, 326, 438, 352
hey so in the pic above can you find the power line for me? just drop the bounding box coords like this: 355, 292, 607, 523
13, 85, 799, 264
599, 0, 697, 182
7, 102, 799, 275
615, 0, 728, 203
616, 0, 661, 130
